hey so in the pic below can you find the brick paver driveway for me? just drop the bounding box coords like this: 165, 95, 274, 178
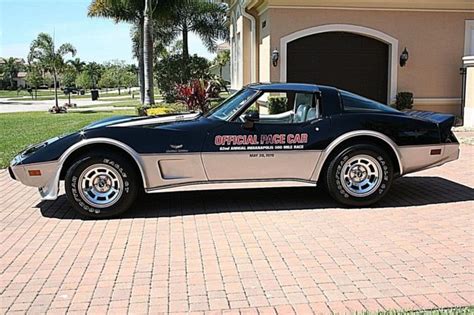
1, 145, 473, 314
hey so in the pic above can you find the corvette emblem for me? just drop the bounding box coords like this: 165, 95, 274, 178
170, 144, 183, 149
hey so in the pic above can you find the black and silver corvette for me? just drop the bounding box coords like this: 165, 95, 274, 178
9, 83, 459, 218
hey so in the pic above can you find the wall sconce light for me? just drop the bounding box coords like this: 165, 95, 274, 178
272, 49, 279, 67
400, 47, 409, 67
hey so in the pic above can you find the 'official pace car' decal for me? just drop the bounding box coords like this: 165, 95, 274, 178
214, 133, 308, 151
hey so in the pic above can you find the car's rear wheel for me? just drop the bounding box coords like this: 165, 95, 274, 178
65, 152, 139, 218
325, 144, 393, 206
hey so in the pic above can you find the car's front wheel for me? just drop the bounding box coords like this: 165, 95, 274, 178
65, 152, 139, 218
325, 144, 393, 207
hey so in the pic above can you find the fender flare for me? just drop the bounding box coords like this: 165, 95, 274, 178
310, 130, 404, 182
41, 138, 148, 200
59, 137, 148, 186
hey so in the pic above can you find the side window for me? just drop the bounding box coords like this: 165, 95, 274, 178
294, 92, 319, 123
341, 90, 398, 113
239, 92, 320, 124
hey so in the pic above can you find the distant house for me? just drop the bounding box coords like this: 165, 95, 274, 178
0, 57, 25, 65
210, 42, 231, 83
0, 57, 27, 89
228, 0, 474, 125
13, 71, 27, 88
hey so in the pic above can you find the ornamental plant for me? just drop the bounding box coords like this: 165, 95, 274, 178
176, 79, 209, 113
395, 92, 414, 111
268, 96, 288, 114
147, 107, 172, 116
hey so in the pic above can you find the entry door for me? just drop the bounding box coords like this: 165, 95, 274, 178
201, 120, 328, 181
287, 31, 389, 103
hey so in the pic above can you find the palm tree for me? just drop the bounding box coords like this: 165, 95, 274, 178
67, 57, 86, 72
88, 0, 146, 101
28, 32, 76, 110
214, 49, 230, 78
157, 0, 229, 78
89, 0, 178, 105
2, 57, 21, 89
130, 20, 175, 65
84, 61, 103, 89
142, 0, 154, 104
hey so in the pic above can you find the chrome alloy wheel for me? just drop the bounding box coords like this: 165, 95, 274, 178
78, 164, 123, 208
340, 154, 383, 197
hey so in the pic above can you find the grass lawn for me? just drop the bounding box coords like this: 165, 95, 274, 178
0, 110, 135, 168
80, 99, 142, 108
0, 92, 228, 168
0, 89, 56, 98
366, 307, 474, 314
4, 89, 161, 101
7, 91, 131, 101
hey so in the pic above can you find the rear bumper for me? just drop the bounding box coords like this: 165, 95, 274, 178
399, 143, 459, 174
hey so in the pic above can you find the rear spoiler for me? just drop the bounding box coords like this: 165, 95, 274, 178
404, 111, 456, 142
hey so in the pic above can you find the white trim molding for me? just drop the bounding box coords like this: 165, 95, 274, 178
267, 5, 474, 13
464, 56, 474, 66
241, 2, 257, 83
279, 24, 399, 103
465, 20, 474, 56
413, 98, 461, 105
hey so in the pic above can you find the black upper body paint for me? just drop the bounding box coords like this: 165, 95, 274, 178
17, 83, 457, 165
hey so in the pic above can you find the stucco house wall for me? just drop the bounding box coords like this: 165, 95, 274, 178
265, 8, 472, 114
230, 0, 474, 117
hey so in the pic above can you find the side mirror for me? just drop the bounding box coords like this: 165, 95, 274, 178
243, 111, 259, 129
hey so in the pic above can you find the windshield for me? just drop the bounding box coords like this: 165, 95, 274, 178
206, 88, 258, 120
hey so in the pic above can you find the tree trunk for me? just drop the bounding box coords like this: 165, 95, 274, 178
143, 0, 155, 105
219, 66, 223, 78
182, 24, 189, 81
138, 17, 145, 104
53, 71, 59, 110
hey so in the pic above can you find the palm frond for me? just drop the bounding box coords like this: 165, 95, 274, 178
88, 0, 143, 22
191, 1, 229, 52
57, 43, 77, 57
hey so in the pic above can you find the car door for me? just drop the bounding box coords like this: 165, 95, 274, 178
201, 91, 330, 181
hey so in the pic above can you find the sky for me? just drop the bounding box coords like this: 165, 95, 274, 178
0, 0, 215, 64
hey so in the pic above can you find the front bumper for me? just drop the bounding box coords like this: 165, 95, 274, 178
8, 166, 16, 180
9, 160, 61, 200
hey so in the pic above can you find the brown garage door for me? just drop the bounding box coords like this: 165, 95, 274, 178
287, 31, 389, 103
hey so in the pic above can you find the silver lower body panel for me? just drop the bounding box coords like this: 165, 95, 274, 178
398, 143, 460, 174
145, 179, 316, 193
9, 142, 460, 200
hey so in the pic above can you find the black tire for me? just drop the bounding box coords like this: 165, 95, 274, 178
65, 152, 139, 218
325, 144, 393, 207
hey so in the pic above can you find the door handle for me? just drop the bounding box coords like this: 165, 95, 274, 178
311, 118, 323, 124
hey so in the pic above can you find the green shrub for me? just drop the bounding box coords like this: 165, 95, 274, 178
268, 96, 288, 114
155, 54, 210, 102
136, 102, 187, 116
136, 105, 149, 116
395, 92, 414, 110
